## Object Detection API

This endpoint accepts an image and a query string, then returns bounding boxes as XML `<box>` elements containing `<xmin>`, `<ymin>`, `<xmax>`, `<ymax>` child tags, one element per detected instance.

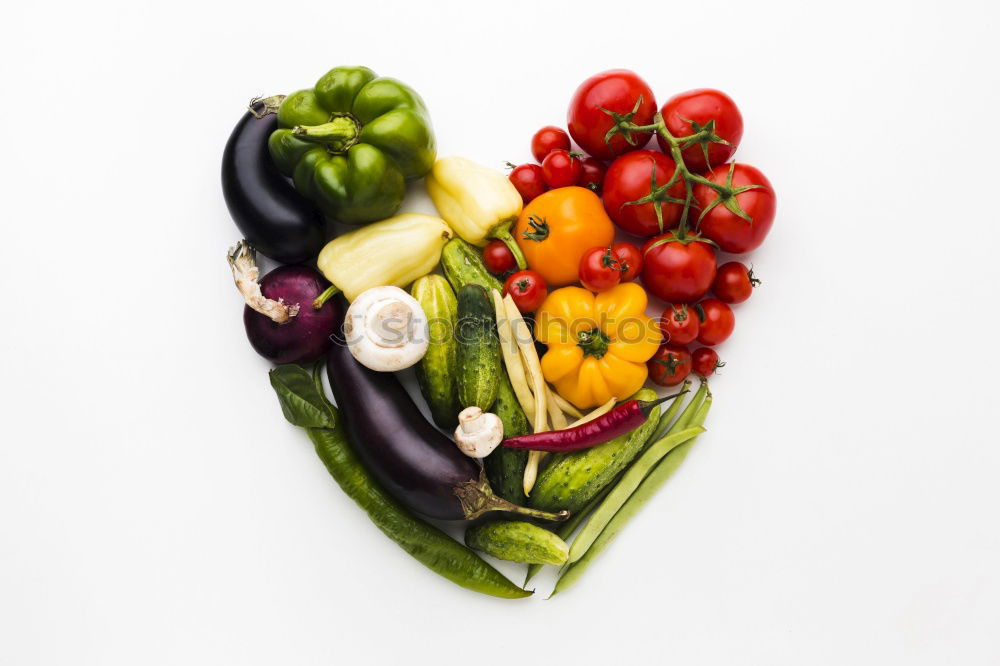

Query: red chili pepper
<box><xmin>502</xmin><ymin>392</ymin><xmax>683</xmax><ymax>453</ymax></box>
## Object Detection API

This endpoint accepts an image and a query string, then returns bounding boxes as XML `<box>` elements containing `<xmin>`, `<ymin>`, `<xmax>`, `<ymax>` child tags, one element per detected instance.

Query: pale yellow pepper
<box><xmin>535</xmin><ymin>283</ymin><xmax>662</xmax><ymax>409</ymax></box>
<box><xmin>316</xmin><ymin>213</ymin><xmax>452</xmax><ymax>301</ymax></box>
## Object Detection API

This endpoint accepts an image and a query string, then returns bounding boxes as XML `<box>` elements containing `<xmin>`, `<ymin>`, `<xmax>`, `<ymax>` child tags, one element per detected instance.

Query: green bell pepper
<box><xmin>268</xmin><ymin>66</ymin><xmax>436</xmax><ymax>225</ymax></box>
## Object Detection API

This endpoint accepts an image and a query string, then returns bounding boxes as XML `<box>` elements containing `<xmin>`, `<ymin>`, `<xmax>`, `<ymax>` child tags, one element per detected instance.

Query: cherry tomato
<box><xmin>691</xmin><ymin>347</ymin><xmax>724</xmax><ymax>377</ymax></box>
<box><xmin>657</xmin><ymin>89</ymin><xmax>743</xmax><ymax>173</ymax></box>
<box><xmin>531</xmin><ymin>126</ymin><xmax>571</xmax><ymax>162</ymax></box>
<box><xmin>602</xmin><ymin>150</ymin><xmax>687</xmax><ymax>237</ymax></box>
<box><xmin>578</xmin><ymin>246</ymin><xmax>622</xmax><ymax>293</ymax></box>
<box><xmin>648</xmin><ymin>344</ymin><xmax>692</xmax><ymax>387</ymax></box>
<box><xmin>541</xmin><ymin>150</ymin><xmax>583</xmax><ymax>188</ymax></box>
<box><xmin>693</xmin><ymin>163</ymin><xmax>776</xmax><ymax>253</ymax></box>
<box><xmin>577</xmin><ymin>156</ymin><xmax>606</xmax><ymax>193</ymax></box>
<box><xmin>611</xmin><ymin>241</ymin><xmax>642</xmax><ymax>282</ymax></box>
<box><xmin>504</xmin><ymin>270</ymin><xmax>548</xmax><ymax>313</ymax></box>
<box><xmin>712</xmin><ymin>262</ymin><xmax>758</xmax><ymax>304</ymax></box>
<box><xmin>508</xmin><ymin>163</ymin><xmax>547</xmax><ymax>204</ymax></box>
<box><xmin>483</xmin><ymin>240</ymin><xmax>517</xmax><ymax>276</ymax></box>
<box><xmin>695</xmin><ymin>299</ymin><xmax>735</xmax><ymax>346</ymax></box>
<box><xmin>567</xmin><ymin>69</ymin><xmax>657</xmax><ymax>160</ymax></box>
<box><xmin>641</xmin><ymin>232</ymin><xmax>717</xmax><ymax>303</ymax></box>
<box><xmin>659</xmin><ymin>304</ymin><xmax>699</xmax><ymax>345</ymax></box>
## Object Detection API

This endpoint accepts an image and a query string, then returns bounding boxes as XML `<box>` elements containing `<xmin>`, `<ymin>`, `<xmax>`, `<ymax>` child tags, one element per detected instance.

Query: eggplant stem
<box><xmin>227</xmin><ymin>240</ymin><xmax>299</xmax><ymax>324</ymax></box>
<box><xmin>455</xmin><ymin>470</ymin><xmax>569</xmax><ymax>522</ymax></box>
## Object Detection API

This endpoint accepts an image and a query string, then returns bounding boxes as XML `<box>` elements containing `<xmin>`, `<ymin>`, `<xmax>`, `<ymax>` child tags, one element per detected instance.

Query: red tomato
<box><xmin>567</xmin><ymin>69</ymin><xmax>657</xmax><ymax>160</ymax></box>
<box><xmin>648</xmin><ymin>344</ymin><xmax>692</xmax><ymax>387</ymax></box>
<box><xmin>508</xmin><ymin>163</ymin><xmax>547</xmax><ymax>204</ymax></box>
<box><xmin>577</xmin><ymin>156</ymin><xmax>606</xmax><ymax>193</ymax></box>
<box><xmin>659</xmin><ymin>304</ymin><xmax>699</xmax><ymax>345</ymax></box>
<box><xmin>578</xmin><ymin>246</ymin><xmax>622</xmax><ymax>293</ymax></box>
<box><xmin>610</xmin><ymin>242</ymin><xmax>642</xmax><ymax>282</ymax></box>
<box><xmin>504</xmin><ymin>270</ymin><xmax>548</xmax><ymax>313</ymax></box>
<box><xmin>712</xmin><ymin>262</ymin><xmax>758</xmax><ymax>303</ymax></box>
<box><xmin>641</xmin><ymin>232</ymin><xmax>717</xmax><ymax>303</ymax></box>
<box><xmin>693</xmin><ymin>163</ymin><xmax>776</xmax><ymax>253</ymax></box>
<box><xmin>657</xmin><ymin>89</ymin><xmax>743</xmax><ymax>173</ymax></box>
<box><xmin>602</xmin><ymin>150</ymin><xmax>686</xmax><ymax>237</ymax></box>
<box><xmin>531</xmin><ymin>126</ymin><xmax>571</xmax><ymax>162</ymax></box>
<box><xmin>691</xmin><ymin>347</ymin><xmax>724</xmax><ymax>377</ymax></box>
<box><xmin>541</xmin><ymin>150</ymin><xmax>583</xmax><ymax>188</ymax></box>
<box><xmin>695</xmin><ymin>299</ymin><xmax>734</xmax><ymax>346</ymax></box>
<box><xmin>483</xmin><ymin>240</ymin><xmax>517</xmax><ymax>276</ymax></box>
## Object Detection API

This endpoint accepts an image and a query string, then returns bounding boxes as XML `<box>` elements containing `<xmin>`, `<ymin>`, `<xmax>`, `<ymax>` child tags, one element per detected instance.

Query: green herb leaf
<box><xmin>269</xmin><ymin>364</ymin><xmax>338</xmax><ymax>429</ymax></box>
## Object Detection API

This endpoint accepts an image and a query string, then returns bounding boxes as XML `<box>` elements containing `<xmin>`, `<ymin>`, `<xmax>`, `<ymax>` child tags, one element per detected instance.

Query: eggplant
<box><xmin>325</xmin><ymin>294</ymin><xmax>568</xmax><ymax>523</ymax></box>
<box><xmin>221</xmin><ymin>96</ymin><xmax>325</xmax><ymax>264</ymax></box>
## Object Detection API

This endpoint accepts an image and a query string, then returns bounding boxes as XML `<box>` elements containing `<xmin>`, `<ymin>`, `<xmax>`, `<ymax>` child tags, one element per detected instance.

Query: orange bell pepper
<box><xmin>535</xmin><ymin>283</ymin><xmax>662</xmax><ymax>409</ymax></box>
<box><xmin>513</xmin><ymin>186</ymin><xmax>614</xmax><ymax>287</ymax></box>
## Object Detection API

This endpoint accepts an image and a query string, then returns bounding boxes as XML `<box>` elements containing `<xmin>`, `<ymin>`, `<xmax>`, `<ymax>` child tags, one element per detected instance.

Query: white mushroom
<box><xmin>453</xmin><ymin>407</ymin><xmax>504</xmax><ymax>458</ymax></box>
<box><xmin>344</xmin><ymin>286</ymin><xmax>429</xmax><ymax>372</ymax></box>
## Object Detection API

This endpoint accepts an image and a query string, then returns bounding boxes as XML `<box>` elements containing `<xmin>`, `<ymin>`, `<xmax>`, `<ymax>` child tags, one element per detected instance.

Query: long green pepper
<box><xmin>270</xmin><ymin>364</ymin><xmax>529</xmax><ymax>599</ymax></box>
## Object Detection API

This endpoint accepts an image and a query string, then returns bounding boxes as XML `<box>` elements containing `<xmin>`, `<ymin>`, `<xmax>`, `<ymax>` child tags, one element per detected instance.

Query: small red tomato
<box><xmin>611</xmin><ymin>241</ymin><xmax>642</xmax><ymax>282</ymax></box>
<box><xmin>641</xmin><ymin>232</ymin><xmax>717</xmax><ymax>303</ymax></box>
<box><xmin>691</xmin><ymin>347</ymin><xmax>724</xmax><ymax>377</ymax></box>
<box><xmin>504</xmin><ymin>270</ymin><xmax>548</xmax><ymax>313</ymax></box>
<box><xmin>693</xmin><ymin>163</ymin><xmax>776</xmax><ymax>253</ymax></box>
<box><xmin>483</xmin><ymin>240</ymin><xmax>517</xmax><ymax>276</ymax></box>
<box><xmin>508</xmin><ymin>163</ymin><xmax>548</xmax><ymax>204</ymax></box>
<box><xmin>695</xmin><ymin>299</ymin><xmax>735</xmax><ymax>346</ymax></box>
<box><xmin>657</xmin><ymin>89</ymin><xmax>743</xmax><ymax>173</ymax></box>
<box><xmin>531</xmin><ymin>126</ymin><xmax>571</xmax><ymax>162</ymax></box>
<box><xmin>578</xmin><ymin>246</ymin><xmax>622</xmax><ymax>293</ymax></box>
<box><xmin>712</xmin><ymin>262</ymin><xmax>759</xmax><ymax>304</ymax></box>
<box><xmin>541</xmin><ymin>149</ymin><xmax>583</xmax><ymax>188</ymax></box>
<box><xmin>659</xmin><ymin>304</ymin><xmax>699</xmax><ymax>345</ymax></box>
<box><xmin>648</xmin><ymin>344</ymin><xmax>692</xmax><ymax>387</ymax></box>
<box><xmin>577</xmin><ymin>156</ymin><xmax>607</xmax><ymax>193</ymax></box>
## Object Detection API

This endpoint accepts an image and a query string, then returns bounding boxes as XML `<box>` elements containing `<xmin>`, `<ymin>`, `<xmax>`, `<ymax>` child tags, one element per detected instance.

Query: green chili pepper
<box><xmin>270</xmin><ymin>364</ymin><xmax>529</xmax><ymax>600</ymax></box>
<box><xmin>268</xmin><ymin>66</ymin><xmax>436</xmax><ymax>225</ymax></box>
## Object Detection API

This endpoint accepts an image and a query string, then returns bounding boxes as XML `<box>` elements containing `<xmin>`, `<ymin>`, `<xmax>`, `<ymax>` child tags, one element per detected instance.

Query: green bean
<box><xmin>306</xmin><ymin>426</ymin><xmax>531</xmax><ymax>599</ymax></box>
<box><xmin>566</xmin><ymin>425</ymin><xmax>704</xmax><ymax>563</ymax></box>
<box><xmin>668</xmin><ymin>378</ymin><xmax>709</xmax><ymax>434</ymax></box>
<box><xmin>553</xmin><ymin>394</ymin><xmax>713</xmax><ymax>596</ymax></box>
<box><xmin>647</xmin><ymin>379</ymin><xmax>693</xmax><ymax>445</ymax></box>
<box><xmin>523</xmin><ymin>481</ymin><xmax>614</xmax><ymax>586</ymax></box>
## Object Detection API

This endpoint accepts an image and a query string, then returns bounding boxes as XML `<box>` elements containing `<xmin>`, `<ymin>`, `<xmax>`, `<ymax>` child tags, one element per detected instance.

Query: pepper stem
<box><xmin>492</xmin><ymin>222</ymin><xmax>527</xmax><ymax>270</ymax></box>
<box><xmin>637</xmin><ymin>389</ymin><xmax>689</xmax><ymax>418</ymax></box>
<box><xmin>312</xmin><ymin>284</ymin><xmax>341</xmax><ymax>310</ymax></box>
<box><xmin>291</xmin><ymin>113</ymin><xmax>361</xmax><ymax>154</ymax></box>
<box><xmin>455</xmin><ymin>470</ymin><xmax>569</xmax><ymax>522</ymax></box>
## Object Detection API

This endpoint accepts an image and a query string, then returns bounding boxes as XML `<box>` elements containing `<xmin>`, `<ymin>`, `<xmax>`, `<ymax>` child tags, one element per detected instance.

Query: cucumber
<box><xmin>455</xmin><ymin>284</ymin><xmax>502</xmax><ymax>411</ymax></box>
<box><xmin>441</xmin><ymin>238</ymin><xmax>503</xmax><ymax>293</ymax></box>
<box><xmin>484</xmin><ymin>372</ymin><xmax>530</xmax><ymax>504</ymax></box>
<box><xmin>529</xmin><ymin>388</ymin><xmax>661</xmax><ymax>514</ymax></box>
<box><xmin>410</xmin><ymin>275</ymin><xmax>460</xmax><ymax>429</ymax></box>
<box><xmin>465</xmin><ymin>520</ymin><xmax>569</xmax><ymax>565</ymax></box>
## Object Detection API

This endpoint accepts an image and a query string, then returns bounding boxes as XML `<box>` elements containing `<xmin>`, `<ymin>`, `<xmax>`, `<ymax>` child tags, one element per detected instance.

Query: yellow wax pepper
<box><xmin>316</xmin><ymin>213</ymin><xmax>452</xmax><ymax>301</ymax></box>
<box><xmin>535</xmin><ymin>283</ymin><xmax>662</xmax><ymax>409</ymax></box>
<box><xmin>425</xmin><ymin>156</ymin><xmax>527</xmax><ymax>269</ymax></box>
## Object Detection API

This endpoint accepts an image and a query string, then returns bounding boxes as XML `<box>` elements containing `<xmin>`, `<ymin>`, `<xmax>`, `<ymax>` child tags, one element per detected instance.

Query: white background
<box><xmin>2</xmin><ymin>0</ymin><xmax>999</xmax><ymax>663</ymax></box>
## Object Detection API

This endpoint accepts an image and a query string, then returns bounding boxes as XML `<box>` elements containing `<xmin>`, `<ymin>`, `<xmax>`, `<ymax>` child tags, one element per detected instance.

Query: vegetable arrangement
<box><xmin>221</xmin><ymin>65</ymin><xmax>776</xmax><ymax>598</ymax></box>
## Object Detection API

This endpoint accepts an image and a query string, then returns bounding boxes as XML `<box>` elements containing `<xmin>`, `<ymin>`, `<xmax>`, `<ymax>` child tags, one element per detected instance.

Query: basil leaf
<box><xmin>269</xmin><ymin>364</ymin><xmax>337</xmax><ymax>429</ymax></box>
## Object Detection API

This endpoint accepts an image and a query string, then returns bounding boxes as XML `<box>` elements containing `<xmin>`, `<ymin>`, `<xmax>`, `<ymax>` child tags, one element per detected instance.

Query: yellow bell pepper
<box><xmin>535</xmin><ymin>283</ymin><xmax>662</xmax><ymax>409</ymax></box>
